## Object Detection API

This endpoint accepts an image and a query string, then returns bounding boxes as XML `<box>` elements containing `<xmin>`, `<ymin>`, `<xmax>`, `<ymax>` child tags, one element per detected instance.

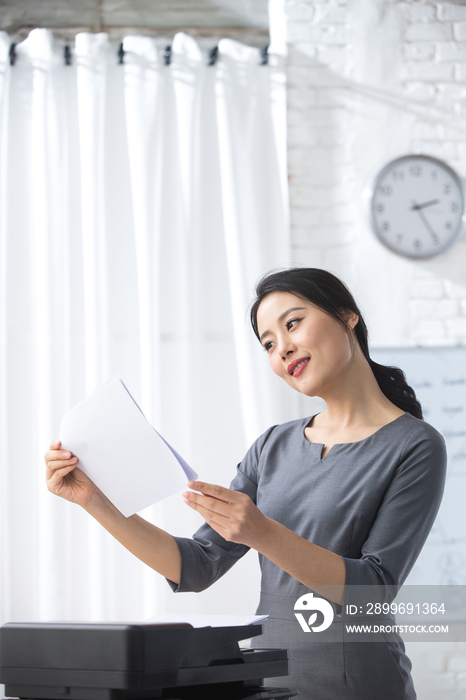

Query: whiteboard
<box><xmin>371</xmin><ymin>347</ymin><xmax>466</xmax><ymax>586</ymax></box>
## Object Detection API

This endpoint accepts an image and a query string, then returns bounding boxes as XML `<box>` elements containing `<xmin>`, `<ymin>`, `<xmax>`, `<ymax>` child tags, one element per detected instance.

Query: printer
<box><xmin>0</xmin><ymin>622</ymin><xmax>297</xmax><ymax>700</ymax></box>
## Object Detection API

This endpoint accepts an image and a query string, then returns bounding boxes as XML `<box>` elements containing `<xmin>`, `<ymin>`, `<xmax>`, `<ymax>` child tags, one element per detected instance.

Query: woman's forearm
<box><xmin>255</xmin><ymin>517</ymin><xmax>346</xmax><ymax>605</ymax></box>
<box><xmin>84</xmin><ymin>489</ymin><xmax>182</xmax><ymax>584</ymax></box>
<box><xmin>183</xmin><ymin>481</ymin><xmax>346</xmax><ymax>605</ymax></box>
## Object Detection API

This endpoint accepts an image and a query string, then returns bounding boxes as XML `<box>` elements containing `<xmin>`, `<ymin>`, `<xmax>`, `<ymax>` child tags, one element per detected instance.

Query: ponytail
<box><xmin>351</xmin><ymin>313</ymin><xmax>423</xmax><ymax>419</ymax></box>
<box><xmin>368</xmin><ymin>360</ymin><xmax>423</xmax><ymax>419</ymax></box>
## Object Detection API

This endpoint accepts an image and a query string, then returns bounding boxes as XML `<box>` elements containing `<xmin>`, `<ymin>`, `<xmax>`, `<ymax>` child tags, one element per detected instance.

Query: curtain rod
<box><xmin>7</xmin><ymin>26</ymin><xmax>270</xmax><ymax>44</ymax></box>
<box><xmin>8</xmin><ymin>39</ymin><xmax>270</xmax><ymax>68</ymax></box>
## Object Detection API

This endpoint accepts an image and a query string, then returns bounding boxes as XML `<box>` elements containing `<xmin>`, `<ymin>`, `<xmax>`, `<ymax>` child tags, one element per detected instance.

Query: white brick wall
<box><xmin>283</xmin><ymin>0</ymin><xmax>466</xmax><ymax>695</ymax></box>
<box><xmin>285</xmin><ymin>0</ymin><xmax>466</xmax><ymax>348</ymax></box>
<box><xmin>438</xmin><ymin>4</ymin><xmax>466</xmax><ymax>21</ymax></box>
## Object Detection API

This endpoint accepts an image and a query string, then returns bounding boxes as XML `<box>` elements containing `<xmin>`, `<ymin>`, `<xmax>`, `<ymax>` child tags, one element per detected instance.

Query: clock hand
<box><xmin>410</xmin><ymin>199</ymin><xmax>439</xmax><ymax>211</ymax></box>
<box><xmin>411</xmin><ymin>200</ymin><xmax>438</xmax><ymax>242</ymax></box>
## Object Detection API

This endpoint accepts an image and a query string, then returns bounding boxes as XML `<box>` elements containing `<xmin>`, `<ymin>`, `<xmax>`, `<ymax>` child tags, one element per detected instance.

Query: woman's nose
<box><xmin>277</xmin><ymin>337</ymin><xmax>295</xmax><ymax>359</ymax></box>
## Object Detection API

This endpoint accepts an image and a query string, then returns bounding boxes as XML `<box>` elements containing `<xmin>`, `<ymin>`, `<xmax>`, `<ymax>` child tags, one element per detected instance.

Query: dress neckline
<box><xmin>302</xmin><ymin>412</ymin><xmax>409</xmax><ymax>460</ymax></box>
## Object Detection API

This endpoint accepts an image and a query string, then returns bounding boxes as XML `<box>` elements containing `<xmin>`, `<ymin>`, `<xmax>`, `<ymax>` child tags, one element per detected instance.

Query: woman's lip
<box><xmin>293</xmin><ymin>358</ymin><xmax>310</xmax><ymax>377</ymax></box>
<box><xmin>287</xmin><ymin>357</ymin><xmax>310</xmax><ymax>376</ymax></box>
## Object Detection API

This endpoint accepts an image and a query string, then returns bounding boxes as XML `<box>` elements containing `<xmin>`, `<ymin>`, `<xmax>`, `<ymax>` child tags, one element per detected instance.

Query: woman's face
<box><xmin>256</xmin><ymin>291</ymin><xmax>359</xmax><ymax>398</ymax></box>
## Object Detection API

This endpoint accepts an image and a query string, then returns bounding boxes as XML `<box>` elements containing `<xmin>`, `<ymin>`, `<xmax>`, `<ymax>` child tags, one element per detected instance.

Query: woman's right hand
<box><xmin>45</xmin><ymin>440</ymin><xmax>98</xmax><ymax>508</ymax></box>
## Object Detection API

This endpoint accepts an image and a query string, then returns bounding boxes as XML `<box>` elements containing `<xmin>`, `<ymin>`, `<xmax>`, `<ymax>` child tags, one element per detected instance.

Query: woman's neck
<box><xmin>313</xmin><ymin>350</ymin><xmax>404</xmax><ymax>431</ymax></box>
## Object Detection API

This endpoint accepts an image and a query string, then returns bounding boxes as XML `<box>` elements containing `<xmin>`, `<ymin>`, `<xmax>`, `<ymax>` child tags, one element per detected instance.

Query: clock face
<box><xmin>371</xmin><ymin>155</ymin><xmax>465</xmax><ymax>259</ymax></box>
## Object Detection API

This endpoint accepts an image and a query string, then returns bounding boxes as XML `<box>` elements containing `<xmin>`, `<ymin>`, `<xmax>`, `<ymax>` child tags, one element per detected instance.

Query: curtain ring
<box><xmin>208</xmin><ymin>46</ymin><xmax>219</xmax><ymax>66</ymax></box>
<box><xmin>163</xmin><ymin>45</ymin><xmax>172</xmax><ymax>66</ymax></box>
<box><xmin>64</xmin><ymin>45</ymin><xmax>72</xmax><ymax>66</ymax></box>
<box><xmin>260</xmin><ymin>44</ymin><xmax>269</xmax><ymax>65</ymax></box>
<box><xmin>118</xmin><ymin>42</ymin><xmax>125</xmax><ymax>65</ymax></box>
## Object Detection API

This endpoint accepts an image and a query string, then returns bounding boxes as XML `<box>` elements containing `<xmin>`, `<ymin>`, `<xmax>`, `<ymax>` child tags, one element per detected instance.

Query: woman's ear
<box><xmin>342</xmin><ymin>310</ymin><xmax>359</xmax><ymax>331</ymax></box>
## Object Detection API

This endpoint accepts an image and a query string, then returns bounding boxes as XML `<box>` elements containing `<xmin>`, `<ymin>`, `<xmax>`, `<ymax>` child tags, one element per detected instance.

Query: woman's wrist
<box><xmin>83</xmin><ymin>487</ymin><xmax>116</xmax><ymax>519</ymax></box>
<box><xmin>245</xmin><ymin>514</ymin><xmax>276</xmax><ymax>551</ymax></box>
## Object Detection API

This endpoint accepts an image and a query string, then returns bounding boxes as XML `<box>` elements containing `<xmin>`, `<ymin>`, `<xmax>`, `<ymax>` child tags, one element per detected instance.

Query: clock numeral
<box><xmin>410</xmin><ymin>165</ymin><xmax>423</xmax><ymax>177</ymax></box>
<box><xmin>414</xmin><ymin>239</ymin><xmax>422</xmax><ymax>249</ymax></box>
<box><xmin>432</xmin><ymin>234</ymin><xmax>439</xmax><ymax>244</ymax></box>
<box><xmin>395</xmin><ymin>234</ymin><xmax>403</xmax><ymax>246</ymax></box>
<box><xmin>381</xmin><ymin>221</ymin><xmax>390</xmax><ymax>232</ymax></box>
<box><xmin>375</xmin><ymin>203</ymin><xmax>384</xmax><ymax>213</ymax></box>
<box><xmin>379</xmin><ymin>185</ymin><xmax>393</xmax><ymax>196</ymax></box>
<box><xmin>450</xmin><ymin>201</ymin><xmax>459</xmax><ymax>213</ymax></box>
<box><xmin>443</xmin><ymin>183</ymin><xmax>451</xmax><ymax>195</ymax></box>
<box><xmin>431</xmin><ymin>170</ymin><xmax>438</xmax><ymax>180</ymax></box>
<box><xmin>391</xmin><ymin>170</ymin><xmax>405</xmax><ymax>181</ymax></box>
<box><xmin>445</xmin><ymin>221</ymin><xmax>453</xmax><ymax>230</ymax></box>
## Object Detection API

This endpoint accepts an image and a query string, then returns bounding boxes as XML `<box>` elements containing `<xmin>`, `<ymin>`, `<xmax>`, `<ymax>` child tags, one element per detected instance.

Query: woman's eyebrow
<box><xmin>259</xmin><ymin>307</ymin><xmax>306</xmax><ymax>343</ymax></box>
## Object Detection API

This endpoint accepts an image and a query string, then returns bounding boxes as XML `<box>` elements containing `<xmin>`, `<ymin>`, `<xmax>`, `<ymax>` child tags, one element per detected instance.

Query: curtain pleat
<box><xmin>28</xmin><ymin>28</ymin><xmax>62</xmax><ymax>620</ymax></box>
<box><xmin>0</xmin><ymin>28</ymin><xmax>295</xmax><ymax>628</ymax></box>
<box><xmin>216</xmin><ymin>38</ymin><xmax>297</xmax><ymax>443</ymax></box>
<box><xmin>0</xmin><ymin>32</ymin><xmax>11</xmax><ymax>626</ymax></box>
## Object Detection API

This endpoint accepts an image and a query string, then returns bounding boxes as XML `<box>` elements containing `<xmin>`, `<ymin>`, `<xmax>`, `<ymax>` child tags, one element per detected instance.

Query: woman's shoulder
<box><xmin>395</xmin><ymin>413</ymin><xmax>447</xmax><ymax>473</ymax></box>
<box><xmin>252</xmin><ymin>415</ymin><xmax>310</xmax><ymax>439</ymax></box>
<box><xmin>238</xmin><ymin>416</ymin><xmax>310</xmax><ymax>482</ymax></box>
<box><xmin>398</xmin><ymin>412</ymin><xmax>446</xmax><ymax>447</ymax></box>
<box><xmin>244</xmin><ymin>416</ymin><xmax>310</xmax><ymax>459</ymax></box>
<box><xmin>259</xmin><ymin>415</ymin><xmax>312</xmax><ymax>442</ymax></box>
<box><xmin>251</xmin><ymin>416</ymin><xmax>317</xmax><ymax>465</ymax></box>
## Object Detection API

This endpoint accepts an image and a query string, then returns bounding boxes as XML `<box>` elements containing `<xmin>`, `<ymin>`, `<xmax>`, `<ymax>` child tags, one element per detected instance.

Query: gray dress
<box><xmin>168</xmin><ymin>413</ymin><xmax>447</xmax><ymax>700</ymax></box>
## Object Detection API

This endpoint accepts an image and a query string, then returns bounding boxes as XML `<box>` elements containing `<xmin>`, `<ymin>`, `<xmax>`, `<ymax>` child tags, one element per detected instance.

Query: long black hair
<box><xmin>250</xmin><ymin>268</ymin><xmax>423</xmax><ymax>419</ymax></box>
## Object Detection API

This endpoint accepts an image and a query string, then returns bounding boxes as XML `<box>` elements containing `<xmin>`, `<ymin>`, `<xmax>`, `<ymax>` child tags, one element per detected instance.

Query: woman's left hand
<box><xmin>183</xmin><ymin>481</ymin><xmax>269</xmax><ymax>549</ymax></box>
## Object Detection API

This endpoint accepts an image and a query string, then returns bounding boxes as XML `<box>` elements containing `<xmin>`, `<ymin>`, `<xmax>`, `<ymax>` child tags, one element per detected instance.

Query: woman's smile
<box><xmin>287</xmin><ymin>357</ymin><xmax>310</xmax><ymax>376</ymax></box>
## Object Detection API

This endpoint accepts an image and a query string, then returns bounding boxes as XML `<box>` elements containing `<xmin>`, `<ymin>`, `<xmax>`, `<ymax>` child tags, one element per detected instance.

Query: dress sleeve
<box><xmin>340</xmin><ymin>423</ymin><xmax>447</xmax><ymax>608</ymax></box>
<box><xmin>166</xmin><ymin>426</ymin><xmax>276</xmax><ymax>593</ymax></box>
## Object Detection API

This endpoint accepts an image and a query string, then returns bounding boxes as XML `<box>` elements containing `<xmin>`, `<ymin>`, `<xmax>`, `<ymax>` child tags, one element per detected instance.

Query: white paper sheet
<box><xmin>59</xmin><ymin>378</ymin><xmax>197</xmax><ymax>517</ymax></box>
<box><xmin>145</xmin><ymin>613</ymin><xmax>268</xmax><ymax>628</ymax></box>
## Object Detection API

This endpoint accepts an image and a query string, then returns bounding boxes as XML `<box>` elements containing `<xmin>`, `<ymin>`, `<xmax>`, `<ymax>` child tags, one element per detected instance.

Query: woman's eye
<box><xmin>286</xmin><ymin>318</ymin><xmax>300</xmax><ymax>330</ymax></box>
<box><xmin>263</xmin><ymin>341</ymin><xmax>273</xmax><ymax>352</ymax></box>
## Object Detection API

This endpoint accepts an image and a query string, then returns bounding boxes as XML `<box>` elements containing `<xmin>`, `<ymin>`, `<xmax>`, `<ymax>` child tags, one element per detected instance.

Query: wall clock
<box><xmin>370</xmin><ymin>154</ymin><xmax>465</xmax><ymax>259</ymax></box>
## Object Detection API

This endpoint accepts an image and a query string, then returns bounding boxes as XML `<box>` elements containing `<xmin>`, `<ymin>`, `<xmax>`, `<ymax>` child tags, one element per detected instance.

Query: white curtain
<box><xmin>0</xmin><ymin>28</ymin><xmax>297</xmax><ymax>629</ymax></box>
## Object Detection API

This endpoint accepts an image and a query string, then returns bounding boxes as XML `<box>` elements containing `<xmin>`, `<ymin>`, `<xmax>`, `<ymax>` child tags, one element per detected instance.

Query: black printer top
<box><xmin>0</xmin><ymin>621</ymin><xmax>291</xmax><ymax>699</ymax></box>
<box><xmin>0</xmin><ymin>621</ymin><xmax>264</xmax><ymax>673</ymax></box>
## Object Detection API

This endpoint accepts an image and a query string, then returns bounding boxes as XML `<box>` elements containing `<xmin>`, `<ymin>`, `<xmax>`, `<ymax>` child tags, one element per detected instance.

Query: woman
<box><xmin>45</xmin><ymin>267</ymin><xmax>446</xmax><ymax>700</ymax></box>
